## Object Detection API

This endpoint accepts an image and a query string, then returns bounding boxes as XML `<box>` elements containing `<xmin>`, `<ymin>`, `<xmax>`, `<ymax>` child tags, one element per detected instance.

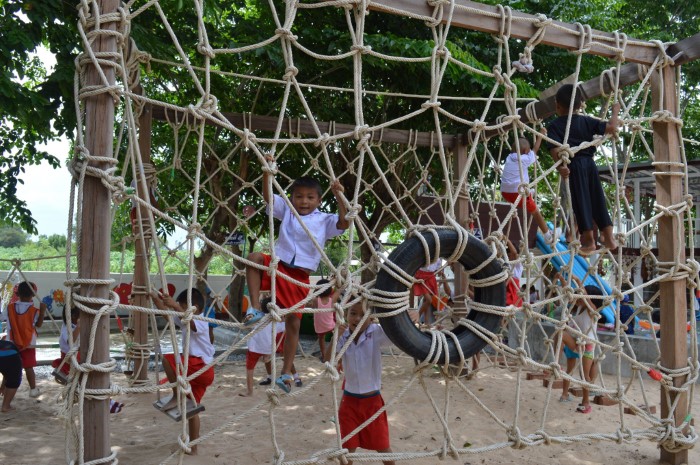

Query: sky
<box><xmin>14</xmin><ymin>46</ymin><xmax>72</xmax><ymax>238</ymax></box>
<box><xmin>17</xmin><ymin>138</ymin><xmax>73</xmax><ymax>237</ymax></box>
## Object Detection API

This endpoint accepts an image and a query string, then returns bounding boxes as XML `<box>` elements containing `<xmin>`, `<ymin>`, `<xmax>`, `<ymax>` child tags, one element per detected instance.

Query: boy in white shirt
<box><xmin>326</xmin><ymin>297</ymin><xmax>396</xmax><ymax>465</ymax></box>
<box><xmin>152</xmin><ymin>289</ymin><xmax>214</xmax><ymax>455</ymax></box>
<box><xmin>500</xmin><ymin>129</ymin><xmax>558</xmax><ymax>243</ymax></box>
<box><xmin>245</xmin><ymin>163</ymin><xmax>350</xmax><ymax>393</ymax></box>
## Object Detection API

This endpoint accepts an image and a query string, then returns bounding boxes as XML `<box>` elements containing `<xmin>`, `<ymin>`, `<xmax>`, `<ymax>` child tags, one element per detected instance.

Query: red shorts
<box><xmin>163</xmin><ymin>354</ymin><xmax>214</xmax><ymax>403</ymax></box>
<box><xmin>339</xmin><ymin>392</ymin><xmax>390</xmax><ymax>450</ymax></box>
<box><xmin>502</xmin><ymin>191</ymin><xmax>537</xmax><ymax>214</ymax></box>
<box><xmin>19</xmin><ymin>348</ymin><xmax>37</xmax><ymax>369</ymax></box>
<box><xmin>261</xmin><ymin>254</ymin><xmax>309</xmax><ymax>319</ymax></box>
<box><xmin>275</xmin><ymin>332</ymin><xmax>285</xmax><ymax>354</ymax></box>
<box><xmin>412</xmin><ymin>270</ymin><xmax>438</xmax><ymax>297</ymax></box>
<box><xmin>51</xmin><ymin>351</ymin><xmax>79</xmax><ymax>375</ymax></box>
<box><xmin>246</xmin><ymin>351</ymin><xmax>270</xmax><ymax>370</ymax></box>
<box><xmin>506</xmin><ymin>277</ymin><xmax>522</xmax><ymax>307</ymax></box>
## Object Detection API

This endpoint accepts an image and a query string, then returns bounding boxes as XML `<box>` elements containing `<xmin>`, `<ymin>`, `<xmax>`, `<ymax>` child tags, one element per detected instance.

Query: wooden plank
<box><xmin>132</xmin><ymin>100</ymin><xmax>153</xmax><ymax>382</ymax></box>
<box><xmin>471</xmin><ymin>63</ymin><xmax>647</xmax><ymax>144</ymax></box>
<box><xmin>665</xmin><ymin>32</ymin><xmax>700</xmax><ymax>66</ymax></box>
<box><xmin>151</xmin><ymin>106</ymin><xmax>457</xmax><ymax>149</ymax></box>
<box><xmin>369</xmin><ymin>0</ymin><xmax>659</xmax><ymax>65</ymax></box>
<box><xmin>79</xmin><ymin>0</ymin><xmax>120</xmax><ymax>460</ymax></box>
<box><xmin>652</xmin><ymin>65</ymin><xmax>688</xmax><ymax>465</ymax></box>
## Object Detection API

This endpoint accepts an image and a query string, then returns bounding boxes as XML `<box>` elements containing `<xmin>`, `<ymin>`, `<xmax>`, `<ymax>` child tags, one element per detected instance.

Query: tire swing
<box><xmin>374</xmin><ymin>229</ymin><xmax>506</xmax><ymax>364</ymax></box>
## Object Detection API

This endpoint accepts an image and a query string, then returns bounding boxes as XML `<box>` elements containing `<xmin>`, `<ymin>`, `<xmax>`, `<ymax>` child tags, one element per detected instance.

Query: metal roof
<box><xmin>598</xmin><ymin>159</ymin><xmax>700</xmax><ymax>197</ymax></box>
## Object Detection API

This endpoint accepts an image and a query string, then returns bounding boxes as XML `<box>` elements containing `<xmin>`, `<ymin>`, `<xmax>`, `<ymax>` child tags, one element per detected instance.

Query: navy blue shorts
<box><xmin>0</xmin><ymin>353</ymin><xmax>23</xmax><ymax>389</ymax></box>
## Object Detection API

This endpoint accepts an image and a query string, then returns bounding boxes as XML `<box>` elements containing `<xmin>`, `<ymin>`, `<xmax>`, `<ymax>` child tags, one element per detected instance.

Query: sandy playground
<box><xmin>0</xmin><ymin>349</ymin><xmax>696</xmax><ymax>465</ymax></box>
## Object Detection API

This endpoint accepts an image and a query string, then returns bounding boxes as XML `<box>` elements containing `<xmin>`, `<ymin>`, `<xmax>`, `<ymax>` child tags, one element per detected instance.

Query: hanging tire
<box><xmin>374</xmin><ymin>229</ymin><xmax>505</xmax><ymax>364</ymax></box>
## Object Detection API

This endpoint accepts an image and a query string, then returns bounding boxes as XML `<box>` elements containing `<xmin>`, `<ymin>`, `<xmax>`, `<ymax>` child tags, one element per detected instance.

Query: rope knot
<box><xmin>267</xmin><ymin>302</ymin><xmax>284</xmax><ymax>322</ymax></box>
<box><xmin>266</xmin><ymin>388</ymin><xmax>282</xmax><ymax>405</ymax></box>
<box><xmin>421</xmin><ymin>101</ymin><xmax>441</xmax><ymax>109</ymax></box>
<box><xmin>533</xmin><ymin>13</ymin><xmax>551</xmax><ymax>28</ymax></box>
<box><xmin>187</xmin><ymin>222</ymin><xmax>202</xmax><ymax>240</ymax></box>
<box><xmin>197</xmin><ymin>43</ymin><xmax>215</xmax><ymax>58</ymax></box>
<box><xmin>353</xmin><ymin>124</ymin><xmax>370</xmax><ymax>141</ymax></box>
<box><xmin>283</xmin><ymin>66</ymin><xmax>299</xmax><ymax>80</ymax></box>
<box><xmin>314</xmin><ymin>133</ymin><xmax>331</xmax><ymax>147</ymax></box>
<box><xmin>345</xmin><ymin>204</ymin><xmax>360</xmax><ymax>221</ymax></box>
<box><xmin>351</xmin><ymin>44</ymin><xmax>372</xmax><ymax>54</ymax></box>
<box><xmin>275</xmin><ymin>28</ymin><xmax>296</xmax><ymax>39</ymax></box>
<box><xmin>324</xmin><ymin>361</ymin><xmax>340</xmax><ymax>382</ymax></box>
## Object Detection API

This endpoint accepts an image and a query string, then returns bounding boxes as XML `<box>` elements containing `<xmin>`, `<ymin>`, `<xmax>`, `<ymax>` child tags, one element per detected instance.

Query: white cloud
<box><xmin>17</xmin><ymin>137</ymin><xmax>72</xmax><ymax>237</ymax></box>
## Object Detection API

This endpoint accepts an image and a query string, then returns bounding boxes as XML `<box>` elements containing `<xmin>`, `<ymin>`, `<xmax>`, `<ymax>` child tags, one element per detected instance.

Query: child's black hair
<box><xmin>63</xmin><ymin>306</ymin><xmax>80</xmax><ymax>325</ymax></box>
<box><xmin>175</xmin><ymin>288</ymin><xmax>204</xmax><ymax>310</ymax></box>
<box><xmin>555</xmin><ymin>84</ymin><xmax>583</xmax><ymax>111</ymax></box>
<box><xmin>290</xmin><ymin>176</ymin><xmax>323</xmax><ymax>197</ymax></box>
<box><xmin>316</xmin><ymin>278</ymin><xmax>332</xmax><ymax>297</ymax></box>
<box><xmin>583</xmin><ymin>285</ymin><xmax>605</xmax><ymax>310</ymax></box>
<box><xmin>17</xmin><ymin>281</ymin><xmax>35</xmax><ymax>299</ymax></box>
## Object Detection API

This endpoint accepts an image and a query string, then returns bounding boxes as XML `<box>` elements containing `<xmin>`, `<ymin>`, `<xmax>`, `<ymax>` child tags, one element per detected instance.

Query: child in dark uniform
<box><xmin>546</xmin><ymin>84</ymin><xmax>620</xmax><ymax>255</ymax></box>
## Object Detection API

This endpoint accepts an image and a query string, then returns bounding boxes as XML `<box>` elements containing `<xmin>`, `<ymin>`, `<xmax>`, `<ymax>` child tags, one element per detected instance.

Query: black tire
<box><xmin>374</xmin><ymin>229</ymin><xmax>505</xmax><ymax>364</ymax></box>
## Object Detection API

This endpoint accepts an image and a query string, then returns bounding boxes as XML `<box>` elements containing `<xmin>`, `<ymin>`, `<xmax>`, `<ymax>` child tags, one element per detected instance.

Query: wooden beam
<box><xmin>150</xmin><ymin>106</ymin><xmax>457</xmax><ymax>149</ymax></box>
<box><xmin>652</xmin><ymin>65</ymin><xmax>689</xmax><ymax>465</ymax></box>
<box><xmin>131</xmin><ymin>100</ymin><xmax>153</xmax><ymax>383</ymax></box>
<box><xmin>369</xmin><ymin>0</ymin><xmax>659</xmax><ymax>65</ymax></box>
<box><xmin>665</xmin><ymin>32</ymin><xmax>700</xmax><ymax>66</ymax></box>
<box><xmin>79</xmin><ymin>0</ymin><xmax>119</xmax><ymax>460</ymax></box>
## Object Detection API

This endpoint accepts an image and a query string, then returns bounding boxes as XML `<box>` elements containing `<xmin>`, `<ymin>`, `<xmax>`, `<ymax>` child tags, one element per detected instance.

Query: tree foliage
<box><xmin>0</xmin><ymin>226</ymin><xmax>28</xmax><ymax>248</ymax></box>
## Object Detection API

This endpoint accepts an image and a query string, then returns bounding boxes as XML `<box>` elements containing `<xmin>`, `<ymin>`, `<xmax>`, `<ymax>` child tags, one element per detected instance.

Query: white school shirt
<box><xmin>500</xmin><ymin>150</ymin><xmax>537</xmax><ymax>193</ymax></box>
<box><xmin>336</xmin><ymin>323</ymin><xmax>392</xmax><ymax>394</ymax></box>
<box><xmin>248</xmin><ymin>321</ymin><xmax>286</xmax><ymax>355</ymax></box>
<box><xmin>420</xmin><ymin>258</ymin><xmax>443</xmax><ymax>273</ymax></box>
<box><xmin>59</xmin><ymin>323</ymin><xmax>78</xmax><ymax>353</ymax></box>
<box><xmin>571</xmin><ymin>307</ymin><xmax>596</xmax><ymax>340</ymax></box>
<box><xmin>268</xmin><ymin>194</ymin><xmax>345</xmax><ymax>271</ymax></box>
<box><xmin>174</xmin><ymin>317</ymin><xmax>215</xmax><ymax>364</ymax></box>
<box><xmin>512</xmin><ymin>262</ymin><xmax>523</xmax><ymax>280</ymax></box>
<box><xmin>1</xmin><ymin>301</ymin><xmax>39</xmax><ymax>347</ymax></box>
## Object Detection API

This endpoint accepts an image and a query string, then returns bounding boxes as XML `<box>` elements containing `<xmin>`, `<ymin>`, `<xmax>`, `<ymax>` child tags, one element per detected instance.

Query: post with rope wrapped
<box><xmin>453</xmin><ymin>138</ymin><xmax>469</xmax><ymax>303</ymax></box>
<box><xmin>652</xmin><ymin>61</ymin><xmax>688</xmax><ymax>465</ymax></box>
<box><xmin>131</xmin><ymin>98</ymin><xmax>153</xmax><ymax>383</ymax></box>
<box><xmin>77</xmin><ymin>0</ymin><xmax>120</xmax><ymax>461</ymax></box>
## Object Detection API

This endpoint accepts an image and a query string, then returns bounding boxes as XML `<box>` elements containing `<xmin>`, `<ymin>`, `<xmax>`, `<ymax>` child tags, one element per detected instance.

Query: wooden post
<box><xmin>453</xmin><ymin>140</ymin><xmax>469</xmax><ymax>300</ymax></box>
<box><xmin>131</xmin><ymin>102</ymin><xmax>153</xmax><ymax>382</ymax></box>
<box><xmin>652</xmin><ymin>64</ymin><xmax>689</xmax><ymax>465</ymax></box>
<box><xmin>78</xmin><ymin>0</ymin><xmax>119</xmax><ymax>461</ymax></box>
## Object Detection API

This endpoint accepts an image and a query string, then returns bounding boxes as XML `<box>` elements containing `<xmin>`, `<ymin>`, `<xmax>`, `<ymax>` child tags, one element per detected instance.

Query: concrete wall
<box><xmin>507</xmin><ymin>316</ymin><xmax>700</xmax><ymax>384</ymax></box>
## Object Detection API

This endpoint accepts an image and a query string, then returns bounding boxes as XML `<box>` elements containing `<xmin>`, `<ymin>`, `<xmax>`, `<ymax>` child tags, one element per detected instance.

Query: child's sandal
<box><xmin>275</xmin><ymin>374</ymin><xmax>293</xmax><ymax>393</ymax></box>
<box><xmin>576</xmin><ymin>404</ymin><xmax>592</xmax><ymax>414</ymax></box>
<box><xmin>244</xmin><ymin>308</ymin><xmax>264</xmax><ymax>326</ymax></box>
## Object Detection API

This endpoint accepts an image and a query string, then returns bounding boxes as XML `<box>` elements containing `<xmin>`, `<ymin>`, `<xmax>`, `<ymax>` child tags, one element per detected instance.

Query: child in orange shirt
<box><xmin>1</xmin><ymin>281</ymin><xmax>46</xmax><ymax>397</ymax></box>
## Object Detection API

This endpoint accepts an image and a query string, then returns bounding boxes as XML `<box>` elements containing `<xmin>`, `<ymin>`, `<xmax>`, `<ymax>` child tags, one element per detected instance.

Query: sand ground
<box><xmin>0</xmin><ymin>353</ymin><xmax>696</xmax><ymax>465</ymax></box>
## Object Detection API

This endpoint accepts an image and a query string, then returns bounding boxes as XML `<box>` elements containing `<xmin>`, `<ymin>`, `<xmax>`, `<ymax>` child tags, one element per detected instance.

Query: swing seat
<box><xmin>153</xmin><ymin>396</ymin><xmax>205</xmax><ymax>422</ymax></box>
<box><xmin>52</xmin><ymin>369</ymin><xmax>69</xmax><ymax>385</ymax></box>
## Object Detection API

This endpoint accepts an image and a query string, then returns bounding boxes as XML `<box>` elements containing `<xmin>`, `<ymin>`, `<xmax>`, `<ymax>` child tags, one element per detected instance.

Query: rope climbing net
<box><xmin>63</xmin><ymin>0</ymin><xmax>698</xmax><ymax>463</ymax></box>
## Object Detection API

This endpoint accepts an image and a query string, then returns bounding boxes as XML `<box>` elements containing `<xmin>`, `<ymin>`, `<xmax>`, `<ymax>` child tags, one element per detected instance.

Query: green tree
<box><xmin>0</xmin><ymin>226</ymin><xmax>27</xmax><ymax>248</ymax></box>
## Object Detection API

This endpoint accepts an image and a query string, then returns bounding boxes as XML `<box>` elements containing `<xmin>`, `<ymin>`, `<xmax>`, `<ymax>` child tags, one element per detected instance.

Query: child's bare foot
<box><xmin>579</xmin><ymin>243</ymin><xmax>597</xmax><ymax>256</ymax></box>
<box><xmin>600</xmin><ymin>237</ymin><xmax>618</xmax><ymax>252</ymax></box>
<box><xmin>2</xmin><ymin>405</ymin><xmax>16</xmax><ymax>412</ymax></box>
<box><xmin>238</xmin><ymin>391</ymin><xmax>253</xmax><ymax>397</ymax></box>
